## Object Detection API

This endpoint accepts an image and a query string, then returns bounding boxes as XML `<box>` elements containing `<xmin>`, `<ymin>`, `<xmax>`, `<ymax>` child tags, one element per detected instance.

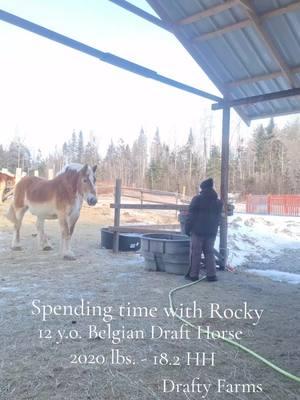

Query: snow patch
<box><xmin>247</xmin><ymin>269</ymin><xmax>300</xmax><ymax>285</ymax></box>
<box><xmin>216</xmin><ymin>214</ymin><xmax>300</xmax><ymax>267</ymax></box>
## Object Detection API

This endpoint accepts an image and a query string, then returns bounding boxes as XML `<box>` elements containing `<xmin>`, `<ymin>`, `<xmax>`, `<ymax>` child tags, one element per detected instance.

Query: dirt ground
<box><xmin>0</xmin><ymin>198</ymin><xmax>299</xmax><ymax>400</ymax></box>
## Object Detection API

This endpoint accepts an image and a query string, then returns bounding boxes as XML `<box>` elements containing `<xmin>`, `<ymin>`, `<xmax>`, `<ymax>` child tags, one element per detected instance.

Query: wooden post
<box><xmin>141</xmin><ymin>190</ymin><xmax>144</xmax><ymax>205</ymax></box>
<box><xmin>182</xmin><ymin>185</ymin><xmax>186</xmax><ymax>201</ymax></box>
<box><xmin>48</xmin><ymin>169</ymin><xmax>54</xmax><ymax>180</ymax></box>
<box><xmin>113</xmin><ymin>178</ymin><xmax>122</xmax><ymax>253</ymax></box>
<box><xmin>219</xmin><ymin>106</ymin><xmax>230</xmax><ymax>269</ymax></box>
<box><xmin>267</xmin><ymin>194</ymin><xmax>271</xmax><ymax>214</ymax></box>
<box><xmin>15</xmin><ymin>168</ymin><xmax>22</xmax><ymax>183</ymax></box>
<box><xmin>246</xmin><ymin>194</ymin><xmax>250</xmax><ymax>213</ymax></box>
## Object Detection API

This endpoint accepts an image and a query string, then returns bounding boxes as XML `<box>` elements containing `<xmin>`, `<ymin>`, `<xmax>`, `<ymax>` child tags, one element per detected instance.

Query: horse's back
<box><xmin>14</xmin><ymin>176</ymin><xmax>53</xmax><ymax>208</ymax></box>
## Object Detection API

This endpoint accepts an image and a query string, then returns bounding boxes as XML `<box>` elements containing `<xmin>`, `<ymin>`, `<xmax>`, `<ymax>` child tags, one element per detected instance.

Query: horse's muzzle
<box><xmin>87</xmin><ymin>196</ymin><xmax>98</xmax><ymax>206</ymax></box>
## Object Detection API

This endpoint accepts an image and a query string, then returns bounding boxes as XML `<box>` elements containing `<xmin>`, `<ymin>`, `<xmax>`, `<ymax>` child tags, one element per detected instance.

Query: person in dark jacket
<box><xmin>185</xmin><ymin>178</ymin><xmax>223</xmax><ymax>282</ymax></box>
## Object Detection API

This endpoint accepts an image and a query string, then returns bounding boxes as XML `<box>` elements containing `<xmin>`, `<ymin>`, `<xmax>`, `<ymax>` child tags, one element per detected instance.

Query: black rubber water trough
<box><xmin>101</xmin><ymin>228</ymin><xmax>141</xmax><ymax>251</ymax></box>
<box><xmin>141</xmin><ymin>233</ymin><xmax>190</xmax><ymax>275</ymax></box>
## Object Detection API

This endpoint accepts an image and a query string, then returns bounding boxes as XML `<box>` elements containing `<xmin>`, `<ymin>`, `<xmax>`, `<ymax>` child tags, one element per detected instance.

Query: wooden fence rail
<box><xmin>108</xmin><ymin>179</ymin><xmax>223</xmax><ymax>267</ymax></box>
<box><xmin>97</xmin><ymin>183</ymin><xmax>190</xmax><ymax>205</ymax></box>
<box><xmin>109</xmin><ymin>179</ymin><xmax>188</xmax><ymax>253</ymax></box>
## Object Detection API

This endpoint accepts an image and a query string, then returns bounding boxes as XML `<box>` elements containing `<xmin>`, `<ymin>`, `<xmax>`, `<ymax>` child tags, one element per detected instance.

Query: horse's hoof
<box><xmin>12</xmin><ymin>246</ymin><xmax>22</xmax><ymax>251</ymax></box>
<box><xmin>63</xmin><ymin>254</ymin><xmax>76</xmax><ymax>261</ymax></box>
<box><xmin>43</xmin><ymin>245</ymin><xmax>53</xmax><ymax>251</ymax></box>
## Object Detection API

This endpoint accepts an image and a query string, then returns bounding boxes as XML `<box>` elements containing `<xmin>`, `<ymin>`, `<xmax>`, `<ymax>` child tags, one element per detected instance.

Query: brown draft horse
<box><xmin>6</xmin><ymin>164</ymin><xmax>97</xmax><ymax>260</ymax></box>
<box><xmin>0</xmin><ymin>172</ymin><xmax>15</xmax><ymax>203</ymax></box>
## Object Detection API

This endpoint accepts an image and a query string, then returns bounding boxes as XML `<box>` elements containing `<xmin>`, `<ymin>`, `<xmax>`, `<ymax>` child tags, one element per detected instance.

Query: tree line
<box><xmin>0</xmin><ymin>118</ymin><xmax>299</xmax><ymax>195</ymax></box>
<box><xmin>0</xmin><ymin>130</ymin><xmax>99</xmax><ymax>178</ymax></box>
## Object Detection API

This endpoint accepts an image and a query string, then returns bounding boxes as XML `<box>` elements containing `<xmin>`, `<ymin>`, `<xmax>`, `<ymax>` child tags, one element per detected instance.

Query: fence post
<box><xmin>141</xmin><ymin>190</ymin><xmax>144</xmax><ymax>206</ymax></box>
<box><xmin>284</xmin><ymin>196</ymin><xmax>288</xmax><ymax>216</ymax></box>
<box><xmin>182</xmin><ymin>186</ymin><xmax>186</xmax><ymax>201</ymax></box>
<box><xmin>113</xmin><ymin>178</ymin><xmax>122</xmax><ymax>253</ymax></box>
<box><xmin>48</xmin><ymin>169</ymin><xmax>54</xmax><ymax>180</ymax></box>
<box><xmin>15</xmin><ymin>168</ymin><xmax>22</xmax><ymax>183</ymax></box>
<box><xmin>267</xmin><ymin>194</ymin><xmax>271</xmax><ymax>215</ymax></box>
<box><xmin>175</xmin><ymin>192</ymin><xmax>179</xmax><ymax>217</ymax></box>
<box><xmin>246</xmin><ymin>194</ymin><xmax>250</xmax><ymax>213</ymax></box>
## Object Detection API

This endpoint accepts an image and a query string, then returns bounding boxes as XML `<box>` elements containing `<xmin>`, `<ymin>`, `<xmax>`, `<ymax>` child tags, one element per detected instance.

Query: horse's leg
<box><xmin>11</xmin><ymin>206</ymin><xmax>27</xmax><ymax>250</ymax></box>
<box><xmin>36</xmin><ymin>217</ymin><xmax>52</xmax><ymax>250</ymax></box>
<box><xmin>69</xmin><ymin>214</ymin><xmax>79</xmax><ymax>237</ymax></box>
<box><xmin>58</xmin><ymin>213</ymin><xmax>76</xmax><ymax>260</ymax></box>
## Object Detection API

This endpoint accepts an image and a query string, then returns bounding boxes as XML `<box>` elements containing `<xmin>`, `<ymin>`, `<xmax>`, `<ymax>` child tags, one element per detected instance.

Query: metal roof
<box><xmin>146</xmin><ymin>0</ymin><xmax>300</xmax><ymax>123</ymax></box>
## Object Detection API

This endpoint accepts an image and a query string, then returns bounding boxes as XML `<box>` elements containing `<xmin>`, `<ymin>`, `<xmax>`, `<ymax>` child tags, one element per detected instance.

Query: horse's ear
<box><xmin>80</xmin><ymin>164</ymin><xmax>88</xmax><ymax>175</ymax></box>
<box><xmin>92</xmin><ymin>165</ymin><xmax>97</xmax><ymax>173</ymax></box>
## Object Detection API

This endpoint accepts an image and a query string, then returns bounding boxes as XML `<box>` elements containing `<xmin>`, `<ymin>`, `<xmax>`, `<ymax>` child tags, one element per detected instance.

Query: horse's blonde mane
<box><xmin>57</xmin><ymin>163</ymin><xmax>84</xmax><ymax>176</ymax></box>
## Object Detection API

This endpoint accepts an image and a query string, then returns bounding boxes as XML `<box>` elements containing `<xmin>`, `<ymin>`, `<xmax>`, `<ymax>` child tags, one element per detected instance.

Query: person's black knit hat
<box><xmin>200</xmin><ymin>178</ymin><xmax>214</xmax><ymax>190</ymax></box>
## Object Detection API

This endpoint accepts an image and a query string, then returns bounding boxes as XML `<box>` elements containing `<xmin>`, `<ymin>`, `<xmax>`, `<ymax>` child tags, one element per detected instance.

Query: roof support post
<box><xmin>219</xmin><ymin>106</ymin><xmax>231</xmax><ymax>269</ymax></box>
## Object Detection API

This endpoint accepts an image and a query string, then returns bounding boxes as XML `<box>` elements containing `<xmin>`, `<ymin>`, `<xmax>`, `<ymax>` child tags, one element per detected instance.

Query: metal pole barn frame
<box><xmin>2</xmin><ymin>3</ymin><xmax>300</xmax><ymax>267</ymax></box>
<box><xmin>219</xmin><ymin>107</ymin><xmax>230</xmax><ymax>269</ymax></box>
<box><xmin>0</xmin><ymin>11</ymin><xmax>221</xmax><ymax>103</ymax></box>
<box><xmin>212</xmin><ymin>87</ymin><xmax>300</xmax><ymax>110</ymax></box>
<box><xmin>109</xmin><ymin>0</ymin><xmax>172</xmax><ymax>32</ymax></box>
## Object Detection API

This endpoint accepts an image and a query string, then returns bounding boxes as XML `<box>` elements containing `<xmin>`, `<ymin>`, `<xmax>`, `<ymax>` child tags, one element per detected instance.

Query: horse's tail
<box><xmin>6</xmin><ymin>203</ymin><xmax>17</xmax><ymax>224</ymax></box>
<box><xmin>5</xmin><ymin>177</ymin><xmax>28</xmax><ymax>224</ymax></box>
<box><xmin>5</xmin><ymin>179</ymin><xmax>21</xmax><ymax>224</ymax></box>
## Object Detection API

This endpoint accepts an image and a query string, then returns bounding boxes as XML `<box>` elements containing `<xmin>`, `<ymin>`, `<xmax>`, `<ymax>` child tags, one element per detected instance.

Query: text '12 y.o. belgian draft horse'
<box><xmin>6</xmin><ymin>164</ymin><xmax>98</xmax><ymax>260</ymax></box>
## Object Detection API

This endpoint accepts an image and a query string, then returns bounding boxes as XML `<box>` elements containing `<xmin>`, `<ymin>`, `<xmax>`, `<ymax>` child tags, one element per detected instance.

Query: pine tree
<box><xmin>70</xmin><ymin>130</ymin><xmax>77</xmax><ymax>162</ymax></box>
<box><xmin>34</xmin><ymin>148</ymin><xmax>47</xmax><ymax>176</ymax></box>
<box><xmin>103</xmin><ymin>140</ymin><xmax>117</xmax><ymax>181</ymax></box>
<box><xmin>186</xmin><ymin>128</ymin><xmax>194</xmax><ymax>184</ymax></box>
<box><xmin>62</xmin><ymin>142</ymin><xmax>69</xmax><ymax>164</ymax></box>
<box><xmin>7</xmin><ymin>138</ymin><xmax>31</xmax><ymax>172</ymax></box>
<box><xmin>150</xmin><ymin>128</ymin><xmax>162</xmax><ymax>162</ymax></box>
<box><xmin>0</xmin><ymin>145</ymin><xmax>7</xmax><ymax>168</ymax></box>
<box><xmin>265</xmin><ymin>117</ymin><xmax>275</xmax><ymax>139</ymax></box>
<box><xmin>132</xmin><ymin>128</ymin><xmax>147</xmax><ymax>187</ymax></box>
<box><xmin>77</xmin><ymin>131</ymin><xmax>84</xmax><ymax>163</ymax></box>
<box><xmin>206</xmin><ymin>145</ymin><xmax>221</xmax><ymax>189</ymax></box>
<box><xmin>147</xmin><ymin>128</ymin><xmax>164</xmax><ymax>188</ymax></box>
<box><xmin>253</xmin><ymin>124</ymin><xmax>266</xmax><ymax>174</ymax></box>
<box><xmin>84</xmin><ymin>134</ymin><xmax>99</xmax><ymax>167</ymax></box>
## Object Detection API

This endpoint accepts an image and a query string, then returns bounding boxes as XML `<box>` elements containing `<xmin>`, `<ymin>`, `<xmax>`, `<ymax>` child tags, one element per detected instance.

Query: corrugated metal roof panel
<box><xmin>146</xmin><ymin>0</ymin><xmax>300</xmax><ymax>123</ymax></box>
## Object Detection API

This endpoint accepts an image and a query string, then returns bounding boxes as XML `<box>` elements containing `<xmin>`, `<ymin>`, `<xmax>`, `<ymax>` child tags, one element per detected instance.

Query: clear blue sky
<box><xmin>0</xmin><ymin>0</ymin><xmax>293</xmax><ymax>157</ymax></box>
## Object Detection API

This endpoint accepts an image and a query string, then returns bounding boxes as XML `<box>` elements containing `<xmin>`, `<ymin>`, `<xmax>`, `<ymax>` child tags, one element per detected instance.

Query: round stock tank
<box><xmin>141</xmin><ymin>233</ymin><xmax>190</xmax><ymax>275</ymax></box>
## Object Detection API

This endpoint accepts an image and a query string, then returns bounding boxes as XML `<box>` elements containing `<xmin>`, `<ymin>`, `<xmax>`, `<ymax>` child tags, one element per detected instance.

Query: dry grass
<box><xmin>0</xmin><ymin>200</ymin><xmax>299</xmax><ymax>400</ymax></box>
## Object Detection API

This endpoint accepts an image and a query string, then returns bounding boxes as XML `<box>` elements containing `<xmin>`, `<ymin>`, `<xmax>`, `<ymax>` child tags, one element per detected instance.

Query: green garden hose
<box><xmin>168</xmin><ymin>277</ymin><xmax>300</xmax><ymax>383</ymax></box>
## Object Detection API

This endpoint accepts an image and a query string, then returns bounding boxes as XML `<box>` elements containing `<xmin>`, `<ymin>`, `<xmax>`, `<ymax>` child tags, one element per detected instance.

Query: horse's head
<box><xmin>78</xmin><ymin>164</ymin><xmax>98</xmax><ymax>206</ymax></box>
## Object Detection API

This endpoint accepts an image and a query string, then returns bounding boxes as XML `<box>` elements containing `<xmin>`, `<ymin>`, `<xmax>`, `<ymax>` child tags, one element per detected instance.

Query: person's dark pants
<box><xmin>188</xmin><ymin>234</ymin><xmax>217</xmax><ymax>279</ymax></box>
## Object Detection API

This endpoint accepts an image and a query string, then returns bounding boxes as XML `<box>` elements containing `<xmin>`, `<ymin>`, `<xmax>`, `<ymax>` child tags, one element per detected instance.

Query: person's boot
<box><xmin>206</xmin><ymin>275</ymin><xmax>218</xmax><ymax>282</ymax></box>
<box><xmin>185</xmin><ymin>274</ymin><xmax>199</xmax><ymax>282</ymax></box>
